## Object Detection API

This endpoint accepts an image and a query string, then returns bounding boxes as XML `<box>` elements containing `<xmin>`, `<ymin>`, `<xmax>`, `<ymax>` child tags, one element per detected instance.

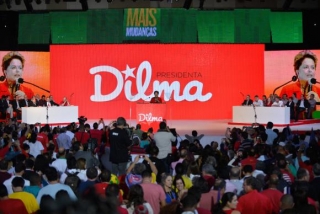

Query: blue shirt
<box><xmin>56</xmin><ymin>133</ymin><xmax>72</xmax><ymax>150</ymax></box>
<box><xmin>24</xmin><ymin>185</ymin><xmax>41</xmax><ymax>198</ymax></box>
<box><xmin>36</xmin><ymin>183</ymin><xmax>77</xmax><ymax>204</ymax></box>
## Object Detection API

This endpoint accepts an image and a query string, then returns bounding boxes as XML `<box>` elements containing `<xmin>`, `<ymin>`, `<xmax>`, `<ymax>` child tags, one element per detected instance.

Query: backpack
<box><xmin>64</xmin><ymin>171</ymin><xmax>80</xmax><ymax>192</ymax></box>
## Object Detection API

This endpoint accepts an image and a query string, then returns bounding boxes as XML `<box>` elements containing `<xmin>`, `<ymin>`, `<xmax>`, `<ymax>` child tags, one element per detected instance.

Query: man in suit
<box><xmin>286</xmin><ymin>97</ymin><xmax>295</xmax><ymax>119</ymax></box>
<box><xmin>0</xmin><ymin>95</ymin><xmax>8</xmax><ymax>119</ymax></box>
<box><xmin>12</xmin><ymin>95</ymin><xmax>22</xmax><ymax>119</ymax></box>
<box><xmin>295</xmin><ymin>95</ymin><xmax>310</xmax><ymax>121</ymax></box>
<box><xmin>242</xmin><ymin>95</ymin><xmax>253</xmax><ymax>106</ymax></box>
<box><xmin>49</xmin><ymin>95</ymin><xmax>59</xmax><ymax>106</ymax></box>
<box><xmin>38</xmin><ymin>95</ymin><xmax>46</xmax><ymax>107</ymax></box>
<box><xmin>20</xmin><ymin>95</ymin><xmax>29</xmax><ymax>108</ymax></box>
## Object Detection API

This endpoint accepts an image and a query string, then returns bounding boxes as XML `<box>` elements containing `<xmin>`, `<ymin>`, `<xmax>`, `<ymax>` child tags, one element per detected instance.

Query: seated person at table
<box><xmin>271</xmin><ymin>96</ymin><xmax>284</xmax><ymax>107</ymax></box>
<box><xmin>60</xmin><ymin>97</ymin><xmax>70</xmax><ymax>106</ymax></box>
<box><xmin>295</xmin><ymin>95</ymin><xmax>310</xmax><ymax>121</ymax></box>
<box><xmin>150</xmin><ymin>91</ymin><xmax>162</xmax><ymax>103</ymax></box>
<box><xmin>253</xmin><ymin>95</ymin><xmax>263</xmax><ymax>107</ymax></box>
<box><xmin>242</xmin><ymin>95</ymin><xmax>253</xmax><ymax>106</ymax></box>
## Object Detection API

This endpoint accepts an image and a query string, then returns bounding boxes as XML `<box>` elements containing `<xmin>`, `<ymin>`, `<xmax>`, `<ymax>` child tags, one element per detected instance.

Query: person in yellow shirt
<box><xmin>9</xmin><ymin>177</ymin><xmax>39</xmax><ymax>214</ymax></box>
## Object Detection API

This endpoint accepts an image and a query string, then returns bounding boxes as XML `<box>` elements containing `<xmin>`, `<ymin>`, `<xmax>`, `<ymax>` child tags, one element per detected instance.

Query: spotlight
<box><xmin>5</xmin><ymin>0</ymin><xmax>11</xmax><ymax>9</ymax></box>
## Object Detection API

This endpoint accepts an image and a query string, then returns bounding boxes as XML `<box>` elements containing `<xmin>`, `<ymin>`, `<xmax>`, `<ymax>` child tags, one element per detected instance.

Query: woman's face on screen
<box><xmin>297</xmin><ymin>57</ymin><xmax>316</xmax><ymax>81</ymax></box>
<box><xmin>4</xmin><ymin>59</ymin><xmax>23</xmax><ymax>82</ymax></box>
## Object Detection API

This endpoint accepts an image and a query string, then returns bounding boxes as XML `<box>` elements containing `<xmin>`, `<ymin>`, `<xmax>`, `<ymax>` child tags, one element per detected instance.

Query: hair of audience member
<box><xmin>12</xmin><ymin>176</ymin><xmax>25</xmax><ymax>188</ymax></box>
<box><xmin>86</xmin><ymin>167</ymin><xmax>98</xmax><ymax>180</ymax></box>
<box><xmin>159</xmin><ymin>122</ymin><xmax>167</xmax><ymax>130</ymax></box>
<box><xmin>175</xmin><ymin>163</ymin><xmax>185</xmax><ymax>176</ymax></box>
<box><xmin>105</xmin><ymin>184</ymin><xmax>120</xmax><ymax>198</ymax></box>
<box><xmin>160</xmin><ymin>173</ymin><xmax>172</xmax><ymax>187</ymax></box>
<box><xmin>241</xmin><ymin>131</ymin><xmax>248</xmax><ymax>140</ymax></box>
<box><xmin>55</xmin><ymin>189</ymin><xmax>73</xmax><ymax>209</ymax></box>
<box><xmin>180</xmin><ymin>149</ymin><xmax>188</xmax><ymax>159</ymax></box>
<box><xmin>133</xmin><ymin>163</ymin><xmax>146</xmax><ymax>175</ymax></box>
<box><xmin>242</xmin><ymin>165</ymin><xmax>253</xmax><ymax>174</ymax></box>
<box><xmin>213</xmin><ymin>178</ymin><xmax>226</xmax><ymax>191</ymax></box>
<box><xmin>39</xmin><ymin>195</ymin><xmax>60</xmax><ymax>214</ymax></box>
<box><xmin>76</xmin><ymin>158</ymin><xmax>86</xmax><ymax>170</ymax></box>
<box><xmin>126</xmin><ymin>184</ymin><xmax>145</xmax><ymax>209</ymax></box>
<box><xmin>281</xmin><ymin>194</ymin><xmax>295</xmax><ymax>210</ymax></box>
<box><xmin>147</xmin><ymin>127</ymin><xmax>153</xmax><ymax>133</ymax></box>
<box><xmin>312</xmin><ymin>163</ymin><xmax>320</xmax><ymax>176</ymax></box>
<box><xmin>179</xmin><ymin>139</ymin><xmax>190</xmax><ymax>149</ymax></box>
<box><xmin>173</xmin><ymin>174</ymin><xmax>185</xmax><ymax>190</ymax></box>
<box><xmin>66</xmin><ymin>156</ymin><xmax>77</xmax><ymax>170</ymax></box>
<box><xmin>296</xmin><ymin>168</ymin><xmax>309</xmax><ymax>180</ymax></box>
<box><xmin>57</xmin><ymin>148</ymin><xmax>66</xmax><ymax>158</ymax></box>
<box><xmin>191</xmin><ymin>130</ymin><xmax>198</xmax><ymax>137</ymax></box>
<box><xmin>141</xmin><ymin>132</ymin><xmax>148</xmax><ymax>141</ymax></box>
<box><xmin>0</xmin><ymin>159</ymin><xmax>9</xmax><ymax>170</ymax></box>
<box><xmin>22</xmin><ymin>143</ymin><xmax>30</xmax><ymax>151</ymax></box>
<box><xmin>244</xmin><ymin>176</ymin><xmax>260</xmax><ymax>190</ymax></box>
<box><xmin>0</xmin><ymin>184</ymin><xmax>8</xmax><ymax>197</ymax></box>
<box><xmin>266</xmin><ymin>122</ymin><xmax>274</xmax><ymax>129</ymax></box>
<box><xmin>192</xmin><ymin>176</ymin><xmax>210</xmax><ymax>193</ymax></box>
<box><xmin>99</xmin><ymin>169</ymin><xmax>111</xmax><ymax>182</ymax></box>
<box><xmin>159</xmin><ymin>201</ymin><xmax>182</xmax><ymax>214</ymax></box>
<box><xmin>205</xmin><ymin>156</ymin><xmax>217</xmax><ymax>167</ymax></box>
<box><xmin>255</xmin><ymin>161</ymin><xmax>266</xmax><ymax>173</ymax></box>
<box><xmin>15</xmin><ymin>162</ymin><xmax>26</xmax><ymax>173</ymax></box>
<box><xmin>141</xmin><ymin>170</ymin><xmax>152</xmax><ymax>179</ymax></box>
<box><xmin>72</xmin><ymin>141</ymin><xmax>81</xmax><ymax>152</ymax></box>
<box><xmin>14</xmin><ymin>154</ymin><xmax>27</xmax><ymax>165</ymax></box>
<box><xmin>25</xmin><ymin>158</ymin><xmax>34</xmax><ymax>169</ymax></box>
<box><xmin>149</xmin><ymin>145</ymin><xmax>159</xmax><ymax>156</ymax></box>
<box><xmin>213</xmin><ymin>192</ymin><xmax>237</xmax><ymax>214</ymax></box>
<box><xmin>116</xmin><ymin>117</ymin><xmax>126</xmax><ymax>126</ymax></box>
<box><xmin>202</xmin><ymin>163</ymin><xmax>216</xmax><ymax>176</ymax></box>
<box><xmin>29</xmin><ymin>132</ymin><xmax>37</xmax><ymax>144</ymax></box>
<box><xmin>293</xmin><ymin>189</ymin><xmax>309</xmax><ymax>207</ymax></box>
<box><xmin>187</xmin><ymin>161</ymin><xmax>200</xmax><ymax>177</ymax></box>
<box><xmin>28</xmin><ymin>173</ymin><xmax>41</xmax><ymax>186</ymax></box>
<box><xmin>34</xmin><ymin>154</ymin><xmax>50</xmax><ymax>173</ymax></box>
<box><xmin>180</xmin><ymin>194</ymin><xmax>198</xmax><ymax>211</ymax></box>
<box><xmin>268</xmin><ymin>174</ymin><xmax>279</xmax><ymax>188</ymax></box>
<box><xmin>45</xmin><ymin>166</ymin><xmax>59</xmax><ymax>182</ymax></box>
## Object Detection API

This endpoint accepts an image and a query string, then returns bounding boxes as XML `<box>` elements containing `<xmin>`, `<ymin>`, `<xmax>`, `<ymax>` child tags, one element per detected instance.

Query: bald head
<box><xmin>58</xmin><ymin>147</ymin><xmax>66</xmax><ymax>157</ymax></box>
<box><xmin>268</xmin><ymin>174</ymin><xmax>279</xmax><ymax>187</ymax></box>
<box><xmin>230</xmin><ymin>167</ymin><xmax>240</xmax><ymax>179</ymax></box>
<box><xmin>280</xmin><ymin>194</ymin><xmax>294</xmax><ymax>210</ymax></box>
<box><xmin>180</xmin><ymin>149</ymin><xmax>188</xmax><ymax>158</ymax></box>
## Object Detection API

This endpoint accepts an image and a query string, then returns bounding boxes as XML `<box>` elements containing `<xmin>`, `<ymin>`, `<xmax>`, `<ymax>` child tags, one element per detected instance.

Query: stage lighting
<box><xmin>35</xmin><ymin>0</ymin><xmax>41</xmax><ymax>4</ymax></box>
<box><xmin>79</xmin><ymin>0</ymin><xmax>88</xmax><ymax>11</ymax></box>
<box><xmin>5</xmin><ymin>0</ymin><xmax>11</xmax><ymax>9</ymax></box>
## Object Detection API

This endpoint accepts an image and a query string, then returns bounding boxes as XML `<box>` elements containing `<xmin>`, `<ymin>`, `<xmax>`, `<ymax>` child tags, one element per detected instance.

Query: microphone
<box><xmin>16</xmin><ymin>77</ymin><xmax>50</xmax><ymax>93</ymax></box>
<box><xmin>15</xmin><ymin>78</ymin><xmax>22</xmax><ymax>91</ymax></box>
<box><xmin>272</xmin><ymin>76</ymin><xmax>298</xmax><ymax>95</ymax></box>
<box><xmin>309</xmin><ymin>78</ymin><xmax>317</xmax><ymax>85</ymax></box>
<box><xmin>0</xmin><ymin>76</ymin><xmax>5</xmax><ymax>81</ymax></box>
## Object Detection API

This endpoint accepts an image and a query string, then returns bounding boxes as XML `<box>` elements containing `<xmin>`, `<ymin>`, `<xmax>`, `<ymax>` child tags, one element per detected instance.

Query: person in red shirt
<box><xmin>94</xmin><ymin>169</ymin><xmax>111</xmax><ymax>198</ymax></box>
<box><xmin>261</xmin><ymin>174</ymin><xmax>284</xmax><ymax>214</ymax></box>
<box><xmin>74</xmin><ymin>125</ymin><xmax>90</xmax><ymax>145</ymax></box>
<box><xmin>37</xmin><ymin>126</ymin><xmax>49</xmax><ymax>152</ymax></box>
<box><xmin>150</xmin><ymin>91</ymin><xmax>162</xmax><ymax>103</ymax></box>
<box><xmin>89</xmin><ymin>119</ymin><xmax>106</xmax><ymax>146</ymax></box>
<box><xmin>237</xmin><ymin>177</ymin><xmax>273</xmax><ymax>214</ymax></box>
<box><xmin>0</xmin><ymin>184</ymin><xmax>28</xmax><ymax>214</ymax></box>
<box><xmin>240</xmin><ymin>148</ymin><xmax>257</xmax><ymax>170</ymax></box>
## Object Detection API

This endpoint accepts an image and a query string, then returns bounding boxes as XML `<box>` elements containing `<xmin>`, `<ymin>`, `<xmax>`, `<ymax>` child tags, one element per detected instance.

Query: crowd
<box><xmin>242</xmin><ymin>93</ymin><xmax>316</xmax><ymax>121</ymax></box>
<box><xmin>0</xmin><ymin>115</ymin><xmax>320</xmax><ymax>214</ymax></box>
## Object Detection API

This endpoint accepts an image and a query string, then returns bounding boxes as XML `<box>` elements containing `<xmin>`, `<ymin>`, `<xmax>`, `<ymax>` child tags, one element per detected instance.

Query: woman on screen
<box><xmin>280</xmin><ymin>50</ymin><xmax>320</xmax><ymax>101</ymax></box>
<box><xmin>0</xmin><ymin>51</ymin><xmax>34</xmax><ymax>100</ymax></box>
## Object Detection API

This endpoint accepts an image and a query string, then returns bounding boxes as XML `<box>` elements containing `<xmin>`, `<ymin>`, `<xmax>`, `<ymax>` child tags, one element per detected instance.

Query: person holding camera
<box><xmin>109</xmin><ymin>117</ymin><xmax>132</xmax><ymax>176</ymax></box>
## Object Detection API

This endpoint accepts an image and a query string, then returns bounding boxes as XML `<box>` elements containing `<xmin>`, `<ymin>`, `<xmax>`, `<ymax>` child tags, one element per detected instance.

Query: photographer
<box><xmin>108</xmin><ymin>117</ymin><xmax>131</xmax><ymax>176</ymax></box>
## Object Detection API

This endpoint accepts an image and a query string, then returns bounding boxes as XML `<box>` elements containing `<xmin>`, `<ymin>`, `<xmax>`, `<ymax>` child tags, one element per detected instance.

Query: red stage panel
<box><xmin>50</xmin><ymin>44</ymin><xmax>265</xmax><ymax>120</ymax></box>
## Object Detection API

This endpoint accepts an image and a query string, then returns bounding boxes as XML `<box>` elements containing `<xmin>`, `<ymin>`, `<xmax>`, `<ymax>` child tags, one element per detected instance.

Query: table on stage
<box><xmin>22</xmin><ymin>106</ymin><xmax>79</xmax><ymax>124</ymax></box>
<box><xmin>232</xmin><ymin>106</ymin><xmax>290</xmax><ymax>124</ymax></box>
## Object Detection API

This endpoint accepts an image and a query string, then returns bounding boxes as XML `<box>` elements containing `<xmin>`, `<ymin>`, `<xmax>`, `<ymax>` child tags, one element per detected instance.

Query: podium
<box><xmin>22</xmin><ymin>106</ymin><xmax>79</xmax><ymax>124</ymax></box>
<box><xmin>136</xmin><ymin>103</ymin><xmax>166</xmax><ymax>131</ymax></box>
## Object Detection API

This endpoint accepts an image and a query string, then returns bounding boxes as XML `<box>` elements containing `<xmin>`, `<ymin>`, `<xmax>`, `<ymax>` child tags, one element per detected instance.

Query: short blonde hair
<box><xmin>2</xmin><ymin>51</ymin><xmax>25</xmax><ymax>72</ymax></box>
<box><xmin>294</xmin><ymin>50</ymin><xmax>317</xmax><ymax>71</ymax></box>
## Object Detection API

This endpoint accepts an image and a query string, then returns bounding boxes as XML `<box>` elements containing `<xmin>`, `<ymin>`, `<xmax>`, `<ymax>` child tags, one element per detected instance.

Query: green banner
<box><xmin>234</xmin><ymin>9</ymin><xmax>271</xmax><ymax>43</ymax></box>
<box><xmin>87</xmin><ymin>10</ymin><xmax>123</xmax><ymax>43</ymax></box>
<box><xmin>270</xmin><ymin>12</ymin><xmax>303</xmax><ymax>43</ymax></box>
<box><xmin>197</xmin><ymin>11</ymin><xmax>235</xmax><ymax>43</ymax></box>
<box><xmin>123</xmin><ymin>8</ymin><xmax>161</xmax><ymax>41</ymax></box>
<box><xmin>18</xmin><ymin>13</ymin><xmax>50</xmax><ymax>44</ymax></box>
<box><xmin>161</xmin><ymin>9</ymin><xmax>197</xmax><ymax>43</ymax></box>
<box><xmin>50</xmin><ymin>12</ymin><xmax>87</xmax><ymax>44</ymax></box>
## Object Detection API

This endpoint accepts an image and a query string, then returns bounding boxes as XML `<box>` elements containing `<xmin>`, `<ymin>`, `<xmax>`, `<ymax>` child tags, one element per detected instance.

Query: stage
<box><xmin>89</xmin><ymin>118</ymin><xmax>320</xmax><ymax>146</ymax></box>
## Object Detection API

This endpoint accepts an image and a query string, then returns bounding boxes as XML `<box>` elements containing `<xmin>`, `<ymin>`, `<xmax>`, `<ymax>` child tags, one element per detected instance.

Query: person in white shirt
<box><xmin>51</xmin><ymin>148</ymin><xmax>67</xmax><ymax>174</ymax></box>
<box><xmin>3</xmin><ymin>163</ymin><xmax>30</xmax><ymax>195</ymax></box>
<box><xmin>253</xmin><ymin>95</ymin><xmax>263</xmax><ymax>107</ymax></box>
<box><xmin>271</xmin><ymin>96</ymin><xmax>284</xmax><ymax>107</ymax></box>
<box><xmin>23</xmin><ymin>132</ymin><xmax>44</xmax><ymax>158</ymax></box>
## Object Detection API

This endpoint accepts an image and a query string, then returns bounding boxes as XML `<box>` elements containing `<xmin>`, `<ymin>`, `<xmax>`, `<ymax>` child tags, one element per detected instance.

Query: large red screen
<box><xmin>50</xmin><ymin>44</ymin><xmax>265</xmax><ymax>120</ymax></box>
